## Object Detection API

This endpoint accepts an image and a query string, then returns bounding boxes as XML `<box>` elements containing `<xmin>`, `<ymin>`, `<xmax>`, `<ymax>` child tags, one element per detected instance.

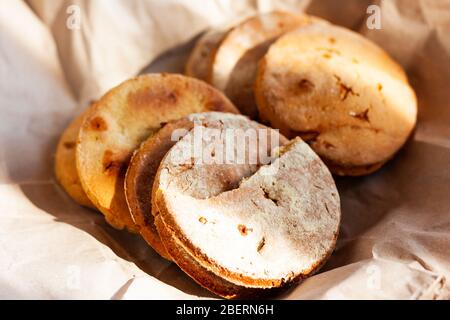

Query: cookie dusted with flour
<box><xmin>152</xmin><ymin>113</ymin><xmax>340</xmax><ymax>298</ymax></box>
<box><xmin>76</xmin><ymin>74</ymin><xmax>238</xmax><ymax>232</ymax></box>
<box><xmin>255</xmin><ymin>23</ymin><xmax>417</xmax><ymax>175</ymax></box>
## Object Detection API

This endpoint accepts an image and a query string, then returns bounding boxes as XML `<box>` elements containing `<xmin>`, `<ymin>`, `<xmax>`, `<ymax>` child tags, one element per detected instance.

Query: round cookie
<box><xmin>213</xmin><ymin>12</ymin><xmax>322</xmax><ymax>118</ymax></box>
<box><xmin>76</xmin><ymin>74</ymin><xmax>238</xmax><ymax>232</ymax></box>
<box><xmin>55</xmin><ymin>111</ymin><xmax>95</xmax><ymax>209</ymax></box>
<box><xmin>125</xmin><ymin>112</ymin><xmax>240</xmax><ymax>260</ymax></box>
<box><xmin>152</xmin><ymin>114</ymin><xmax>340</xmax><ymax>297</ymax></box>
<box><xmin>185</xmin><ymin>29</ymin><xmax>227</xmax><ymax>83</ymax></box>
<box><xmin>255</xmin><ymin>23</ymin><xmax>417</xmax><ymax>175</ymax></box>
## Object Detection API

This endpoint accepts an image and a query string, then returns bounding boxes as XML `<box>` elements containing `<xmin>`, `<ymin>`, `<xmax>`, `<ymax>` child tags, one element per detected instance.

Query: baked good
<box><xmin>125</xmin><ymin>112</ymin><xmax>238</xmax><ymax>260</ymax></box>
<box><xmin>152</xmin><ymin>113</ymin><xmax>340</xmax><ymax>298</ymax></box>
<box><xmin>215</xmin><ymin>12</ymin><xmax>321</xmax><ymax>118</ymax></box>
<box><xmin>76</xmin><ymin>74</ymin><xmax>238</xmax><ymax>231</ymax></box>
<box><xmin>185</xmin><ymin>29</ymin><xmax>226</xmax><ymax>83</ymax></box>
<box><xmin>55</xmin><ymin>111</ymin><xmax>95</xmax><ymax>209</ymax></box>
<box><xmin>254</xmin><ymin>23</ymin><xmax>417</xmax><ymax>175</ymax></box>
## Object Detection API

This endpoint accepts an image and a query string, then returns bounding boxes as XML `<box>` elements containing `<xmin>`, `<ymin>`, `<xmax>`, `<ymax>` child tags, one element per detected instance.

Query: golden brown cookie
<box><xmin>255</xmin><ymin>23</ymin><xmax>417</xmax><ymax>176</ymax></box>
<box><xmin>55</xmin><ymin>111</ymin><xmax>95</xmax><ymax>209</ymax></box>
<box><xmin>212</xmin><ymin>12</ymin><xmax>322</xmax><ymax>119</ymax></box>
<box><xmin>76</xmin><ymin>74</ymin><xmax>238</xmax><ymax>232</ymax></box>
<box><xmin>152</xmin><ymin>113</ymin><xmax>340</xmax><ymax>298</ymax></box>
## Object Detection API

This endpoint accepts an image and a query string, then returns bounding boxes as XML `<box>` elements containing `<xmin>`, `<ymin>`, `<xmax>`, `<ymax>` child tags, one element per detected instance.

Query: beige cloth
<box><xmin>0</xmin><ymin>0</ymin><xmax>448</xmax><ymax>299</ymax></box>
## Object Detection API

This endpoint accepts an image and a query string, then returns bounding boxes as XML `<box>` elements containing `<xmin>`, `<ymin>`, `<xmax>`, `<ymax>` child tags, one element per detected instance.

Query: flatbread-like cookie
<box><xmin>255</xmin><ymin>23</ymin><xmax>417</xmax><ymax>175</ymax></box>
<box><xmin>125</xmin><ymin>112</ymin><xmax>240</xmax><ymax>260</ymax></box>
<box><xmin>55</xmin><ymin>111</ymin><xmax>95</xmax><ymax>209</ymax></box>
<box><xmin>76</xmin><ymin>74</ymin><xmax>238</xmax><ymax>231</ymax></box>
<box><xmin>152</xmin><ymin>114</ymin><xmax>340</xmax><ymax>297</ymax></box>
<box><xmin>214</xmin><ymin>12</ymin><xmax>321</xmax><ymax>118</ymax></box>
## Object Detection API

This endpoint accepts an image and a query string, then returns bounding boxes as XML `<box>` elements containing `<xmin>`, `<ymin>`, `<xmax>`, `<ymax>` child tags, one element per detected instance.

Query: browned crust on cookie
<box><xmin>124</xmin><ymin>122</ymin><xmax>192</xmax><ymax>259</ymax></box>
<box><xmin>152</xmin><ymin>114</ymin><xmax>340</xmax><ymax>293</ymax></box>
<box><xmin>154</xmin><ymin>214</ymin><xmax>272</xmax><ymax>299</ymax></box>
<box><xmin>324</xmin><ymin>159</ymin><xmax>386</xmax><ymax>176</ymax></box>
<box><xmin>55</xmin><ymin>111</ymin><xmax>95</xmax><ymax>209</ymax></box>
<box><xmin>125</xmin><ymin>119</ymin><xmax>193</xmax><ymax>259</ymax></box>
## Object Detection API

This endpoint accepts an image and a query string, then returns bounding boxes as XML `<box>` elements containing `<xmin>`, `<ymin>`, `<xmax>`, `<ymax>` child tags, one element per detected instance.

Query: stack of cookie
<box><xmin>54</xmin><ymin>11</ymin><xmax>417</xmax><ymax>298</ymax></box>
<box><xmin>187</xmin><ymin>11</ymin><xmax>417</xmax><ymax>176</ymax></box>
<box><xmin>55</xmin><ymin>73</ymin><xmax>340</xmax><ymax>298</ymax></box>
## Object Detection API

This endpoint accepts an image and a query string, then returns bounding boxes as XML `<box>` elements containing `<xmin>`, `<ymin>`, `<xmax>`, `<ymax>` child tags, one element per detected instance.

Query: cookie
<box><xmin>214</xmin><ymin>12</ymin><xmax>322</xmax><ymax>119</ymax></box>
<box><xmin>76</xmin><ymin>74</ymin><xmax>238</xmax><ymax>231</ymax></box>
<box><xmin>254</xmin><ymin>23</ymin><xmax>417</xmax><ymax>175</ymax></box>
<box><xmin>185</xmin><ymin>29</ymin><xmax>226</xmax><ymax>83</ymax></box>
<box><xmin>54</xmin><ymin>111</ymin><xmax>95</xmax><ymax>209</ymax></box>
<box><xmin>152</xmin><ymin>113</ymin><xmax>340</xmax><ymax>297</ymax></box>
<box><xmin>125</xmin><ymin>112</ymin><xmax>239</xmax><ymax>260</ymax></box>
